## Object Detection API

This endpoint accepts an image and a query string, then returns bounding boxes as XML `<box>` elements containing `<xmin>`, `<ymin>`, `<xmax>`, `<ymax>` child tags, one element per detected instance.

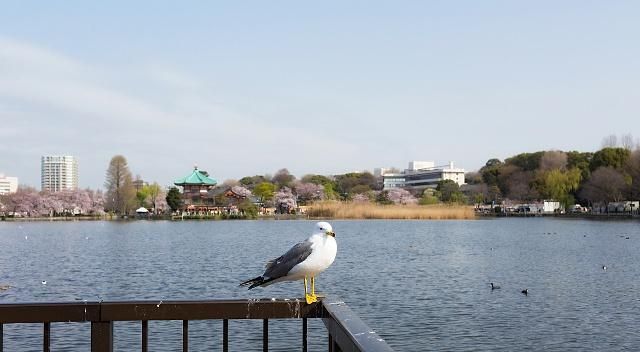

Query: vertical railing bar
<box><xmin>223</xmin><ymin>319</ymin><xmax>229</xmax><ymax>352</ymax></box>
<box><xmin>328</xmin><ymin>333</ymin><xmax>333</xmax><ymax>352</ymax></box>
<box><xmin>1</xmin><ymin>323</ymin><xmax>3</xmax><ymax>352</ymax></box>
<box><xmin>141</xmin><ymin>320</ymin><xmax>148</xmax><ymax>352</ymax></box>
<box><xmin>91</xmin><ymin>321</ymin><xmax>113</xmax><ymax>352</ymax></box>
<box><xmin>43</xmin><ymin>322</ymin><xmax>50</xmax><ymax>352</ymax></box>
<box><xmin>183</xmin><ymin>320</ymin><xmax>188</xmax><ymax>352</ymax></box>
<box><xmin>263</xmin><ymin>319</ymin><xmax>268</xmax><ymax>352</ymax></box>
<box><xmin>302</xmin><ymin>318</ymin><xmax>308</xmax><ymax>352</ymax></box>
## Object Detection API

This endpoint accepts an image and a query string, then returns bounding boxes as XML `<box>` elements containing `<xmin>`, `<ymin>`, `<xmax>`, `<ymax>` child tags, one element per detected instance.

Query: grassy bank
<box><xmin>306</xmin><ymin>201</ymin><xmax>476</xmax><ymax>220</ymax></box>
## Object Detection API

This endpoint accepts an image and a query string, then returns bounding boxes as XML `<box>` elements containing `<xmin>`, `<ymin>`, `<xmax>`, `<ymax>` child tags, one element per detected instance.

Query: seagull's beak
<box><xmin>326</xmin><ymin>231</ymin><xmax>336</xmax><ymax>237</ymax></box>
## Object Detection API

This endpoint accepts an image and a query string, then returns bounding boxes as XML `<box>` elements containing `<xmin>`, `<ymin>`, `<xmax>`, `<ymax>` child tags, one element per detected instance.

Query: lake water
<box><xmin>0</xmin><ymin>219</ymin><xmax>639</xmax><ymax>351</ymax></box>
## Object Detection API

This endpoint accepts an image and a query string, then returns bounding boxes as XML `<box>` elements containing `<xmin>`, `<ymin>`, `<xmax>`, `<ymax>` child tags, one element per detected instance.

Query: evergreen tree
<box><xmin>166</xmin><ymin>187</ymin><xmax>182</xmax><ymax>212</ymax></box>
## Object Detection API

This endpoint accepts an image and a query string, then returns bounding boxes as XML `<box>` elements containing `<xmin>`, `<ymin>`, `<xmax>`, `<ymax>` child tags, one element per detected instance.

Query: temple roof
<box><xmin>174</xmin><ymin>167</ymin><xmax>217</xmax><ymax>186</ymax></box>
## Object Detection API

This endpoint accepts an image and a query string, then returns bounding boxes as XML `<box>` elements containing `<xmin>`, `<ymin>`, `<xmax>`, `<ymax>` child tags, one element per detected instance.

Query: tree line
<box><xmin>465</xmin><ymin>146</ymin><xmax>640</xmax><ymax>207</ymax></box>
<box><xmin>7</xmin><ymin>142</ymin><xmax>637</xmax><ymax>218</ymax></box>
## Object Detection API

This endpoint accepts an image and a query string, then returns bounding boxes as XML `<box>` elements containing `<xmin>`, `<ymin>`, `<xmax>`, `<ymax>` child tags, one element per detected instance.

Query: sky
<box><xmin>1</xmin><ymin>1</ymin><xmax>639</xmax><ymax>190</ymax></box>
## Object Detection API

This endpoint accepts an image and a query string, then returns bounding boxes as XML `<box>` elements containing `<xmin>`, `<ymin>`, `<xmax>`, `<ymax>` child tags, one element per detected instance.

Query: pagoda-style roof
<box><xmin>174</xmin><ymin>167</ymin><xmax>217</xmax><ymax>186</ymax></box>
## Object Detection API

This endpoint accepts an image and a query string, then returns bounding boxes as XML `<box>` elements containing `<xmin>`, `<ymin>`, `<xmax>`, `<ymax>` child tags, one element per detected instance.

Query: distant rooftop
<box><xmin>174</xmin><ymin>167</ymin><xmax>217</xmax><ymax>186</ymax></box>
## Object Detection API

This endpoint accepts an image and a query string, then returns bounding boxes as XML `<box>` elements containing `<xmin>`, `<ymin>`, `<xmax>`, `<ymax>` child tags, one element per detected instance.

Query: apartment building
<box><xmin>41</xmin><ymin>155</ymin><xmax>78</xmax><ymax>192</ymax></box>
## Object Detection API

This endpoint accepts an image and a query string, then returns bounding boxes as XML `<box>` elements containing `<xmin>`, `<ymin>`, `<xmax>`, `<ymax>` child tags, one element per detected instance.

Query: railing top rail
<box><xmin>322</xmin><ymin>297</ymin><xmax>394</xmax><ymax>352</ymax></box>
<box><xmin>0</xmin><ymin>298</ymin><xmax>323</xmax><ymax>323</ymax></box>
<box><xmin>0</xmin><ymin>297</ymin><xmax>395</xmax><ymax>351</ymax></box>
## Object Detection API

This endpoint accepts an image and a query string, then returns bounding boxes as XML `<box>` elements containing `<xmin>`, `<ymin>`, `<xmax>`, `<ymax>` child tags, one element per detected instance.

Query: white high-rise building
<box><xmin>0</xmin><ymin>174</ymin><xmax>18</xmax><ymax>195</ymax></box>
<box><xmin>379</xmin><ymin>161</ymin><xmax>466</xmax><ymax>190</ymax></box>
<box><xmin>41</xmin><ymin>156</ymin><xmax>78</xmax><ymax>192</ymax></box>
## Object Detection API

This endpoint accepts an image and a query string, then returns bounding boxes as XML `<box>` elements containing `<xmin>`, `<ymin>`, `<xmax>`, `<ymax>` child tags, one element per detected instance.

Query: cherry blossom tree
<box><xmin>231</xmin><ymin>185</ymin><xmax>253</xmax><ymax>198</ymax></box>
<box><xmin>293</xmin><ymin>182</ymin><xmax>324</xmax><ymax>204</ymax></box>
<box><xmin>352</xmin><ymin>193</ymin><xmax>370</xmax><ymax>203</ymax></box>
<box><xmin>3</xmin><ymin>187</ymin><xmax>39</xmax><ymax>216</ymax></box>
<box><xmin>387</xmin><ymin>188</ymin><xmax>418</xmax><ymax>205</ymax></box>
<box><xmin>87</xmin><ymin>189</ymin><xmax>106</xmax><ymax>215</ymax></box>
<box><xmin>274</xmin><ymin>187</ymin><xmax>297</xmax><ymax>213</ymax></box>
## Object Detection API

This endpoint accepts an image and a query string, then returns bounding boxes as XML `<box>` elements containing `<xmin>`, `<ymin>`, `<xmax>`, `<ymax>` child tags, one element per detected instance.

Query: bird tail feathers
<box><xmin>239</xmin><ymin>276</ymin><xmax>276</xmax><ymax>290</ymax></box>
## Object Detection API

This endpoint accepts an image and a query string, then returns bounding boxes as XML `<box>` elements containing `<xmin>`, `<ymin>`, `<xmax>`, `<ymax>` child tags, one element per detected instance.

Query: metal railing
<box><xmin>0</xmin><ymin>296</ymin><xmax>393</xmax><ymax>352</ymax></box>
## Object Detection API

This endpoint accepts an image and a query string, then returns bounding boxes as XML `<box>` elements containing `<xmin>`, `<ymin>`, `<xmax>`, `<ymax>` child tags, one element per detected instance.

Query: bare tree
<box><xmin>579</xmin><ymin>167</ymin><xmax>629</xmax><ymax>204</ymax></box>
<box><xmin>272</xmin><ymin>168</ymin><xmax>295</xmax><ymax>189</ymax></box>
<box><xmin>506</xmin><ymin>171</ymin><xmax>538</xmax><ymax>201</ymax></box>
<box><xmin>626</xmin><ymin>150</ymin><xmax>640</xmax><ymax>199</ymax></box>
<box><xmin>621</xmin><ymin>133</ymin><xmax>635</xmax><ymax>151</ymax></box>
<box><xmin>602</xmin><ymin>134</ymin><xmax>618</xmax><ymax>148</ymax></box>
<box><xmin>539</xmin><ymin>151</ymin><xmax>568</xmax><ymax>171</ymax></box>
<box><xmin>104</xmin><ymin>155</ymin><xmax>136</xmax><ymax>215</ymax></box>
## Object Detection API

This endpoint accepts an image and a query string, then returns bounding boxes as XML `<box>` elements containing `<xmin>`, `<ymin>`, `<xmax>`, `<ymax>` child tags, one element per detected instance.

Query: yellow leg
<box><xmin>304</xmin><ymin>276</ymin><xmax>317</xmax><ymax>304</ymax></box>
<box><xmin>312</xmin><ymin>277</ymin><xmax>325</xmax><ymax>298</ymax></box>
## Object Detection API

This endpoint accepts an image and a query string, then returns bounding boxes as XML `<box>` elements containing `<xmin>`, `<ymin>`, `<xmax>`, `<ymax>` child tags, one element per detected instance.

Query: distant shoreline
<box><xmin>4</xmin><ymin>208</ymin><xmax>637</xmax><ymax>222</ymax></box>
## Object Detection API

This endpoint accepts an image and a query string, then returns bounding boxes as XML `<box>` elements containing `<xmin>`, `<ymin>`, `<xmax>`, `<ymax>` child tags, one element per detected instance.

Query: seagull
<box><xmin>521</xmin><ymin>289</ymin><xmax>528</xmax><ymax>295</ymax></box>
<box><xmin>240</xmin><ymin>221</ymin><xmax>337</xmax><ymax>304</ymax></box>
<box><xmin>602</xmin><ymin>265</ymin><xmax>607</xmax><ymax>271</ymax></box>
<box><xmin>41</xmin><ymin>280</ymin><xmax>47</xmax><ymax>285</ymax></box>
<box><xmin>490</xmin><ymin>282</ymin><xmax>501</xmax><ymax>290</ymax></box>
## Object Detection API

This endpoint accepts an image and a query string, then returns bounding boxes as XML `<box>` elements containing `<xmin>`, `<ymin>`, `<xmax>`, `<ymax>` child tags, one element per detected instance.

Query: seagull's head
<box><xmin>316</xmin><ymin>221</ymin><xmax>335</xmax><ymax>237</ymax></box>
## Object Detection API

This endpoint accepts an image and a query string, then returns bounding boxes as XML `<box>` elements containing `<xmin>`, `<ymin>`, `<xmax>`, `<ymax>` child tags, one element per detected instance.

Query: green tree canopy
<box><xmin>436</xmin><ymin>179</ymin><xmax>465</xmax><ymax>203</ymax></box>
<box><xmin>567</xmin><ymin>151</ymin><xmax>593</xmax><ymax>181</ymax></box>
<box><xmin>253</xmin><ymin>182</ymin><xmax>276</xmax><ymax>203</ymax></box>
<box><xmin>590</xmin><ymin>147</ymin><xmax>630</xmax><ymax>171</ymax></box>
<box><xmin>505</xmin><ymin>152</ymin><xmax>544</xmax><ymax>171</ymax></box>
<box><xmin>335</xmin><ymin>172</ymin><xmax>377</xmax><ymax>197</ymax></box>
<box><xmin>535</xmin><ymin>168</ymin><xmax>582</xmax><ymax>207</ymax></box>
<box><xmin>480</xmin><ymin>159</ymin><xmax>503</xmax><ymax>186</ymax></box>
<box><xmin>301</xmin><ymin>174</ymin><xmax>339</xmax><ymax>199</ymax></box>
<box><xmin>165</xmin><ymin>187</ymin><xmax>182</xmax><ymax>212</ymax></box>
<box><xmin>239</xmin><ymin>175</ymin><xmax>268</xmax><ymax>189</ymax></box>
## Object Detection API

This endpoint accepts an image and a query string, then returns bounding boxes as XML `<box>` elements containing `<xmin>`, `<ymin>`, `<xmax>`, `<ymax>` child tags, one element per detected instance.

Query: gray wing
<box><xmin>263</xmin><ymin>240</ymin><xmax>313</xmax><ymax>279</ymax></box>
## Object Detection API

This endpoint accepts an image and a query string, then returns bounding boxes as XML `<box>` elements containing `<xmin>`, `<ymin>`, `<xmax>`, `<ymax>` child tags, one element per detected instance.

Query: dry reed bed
<box><xmin>307</xmin><ymin>201</ymin><xmax>476</xmax><ymax>220</ymax></box>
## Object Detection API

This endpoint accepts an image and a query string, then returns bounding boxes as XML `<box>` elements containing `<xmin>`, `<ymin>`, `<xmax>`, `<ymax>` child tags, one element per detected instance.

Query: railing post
<box><xmin>302</xmin><ymin>318</ymin><xmax>307</xmax><ymax>352</ymax></box>
<box><xmin>223</xmin><ymin>319</ymin><xmax>229</xmax><ymax>352</ymax></box>
<box><xmin>183</xmin><ymin>320</ymin><xmax>188</xmax><ymax>352</ymax></box>
<box><xmin>43</xmin><ymin>322</ymin><xmax>50</xmax><ymax>352</ymax></box>
<box><xmin>263</xmin><ymin>319</ymin><xmax>268</xmax><ymax>352</ymax></box>
<box><xmin>91</xmin><ymin>321</ymin><xmax>113</xmax><ymax>352</ymax></box>
<box><xmin>142</xmin><ymin>320</ymin><xmax>148</xmax><ymax>352</ymax></box>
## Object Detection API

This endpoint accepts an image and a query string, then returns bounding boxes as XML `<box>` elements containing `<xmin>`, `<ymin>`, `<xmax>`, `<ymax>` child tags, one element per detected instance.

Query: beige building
<box><xmin>0</xmin><ymin>174</ymin><xmax>18</xmax><ymax>195</ymax></box>
<box><xmin>41</xmin><ymin>155</ymin><xmax>78</xmax><ymax>192</ymax></box>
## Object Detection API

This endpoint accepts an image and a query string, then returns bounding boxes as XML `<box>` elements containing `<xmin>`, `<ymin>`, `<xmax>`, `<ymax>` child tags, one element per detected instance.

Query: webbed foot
<box><xmin>305</xmin><ymin>293</ymin><xmax>318</xmax><ymax>304</ymax></box>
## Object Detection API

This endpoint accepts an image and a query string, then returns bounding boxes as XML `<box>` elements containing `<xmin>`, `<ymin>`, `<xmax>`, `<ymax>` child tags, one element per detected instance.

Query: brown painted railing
<box><xmin>0</xmin><ymin>296</ymin><xmax>393</xmax><ymax>352</ymax></box>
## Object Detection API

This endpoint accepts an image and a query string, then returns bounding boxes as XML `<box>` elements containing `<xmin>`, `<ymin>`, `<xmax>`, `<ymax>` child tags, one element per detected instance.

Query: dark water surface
<box><xmin>0</xmin><ymin>219</ymin><xmax>639</xmax><ymax>351</ymax></box>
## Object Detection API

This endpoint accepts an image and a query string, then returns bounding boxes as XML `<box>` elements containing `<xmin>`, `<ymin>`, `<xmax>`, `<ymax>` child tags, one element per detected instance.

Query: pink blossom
<box><xmin>387</xmin><ymin>188</ymin><xmax>418</xmax><ymax>205</ymax></box>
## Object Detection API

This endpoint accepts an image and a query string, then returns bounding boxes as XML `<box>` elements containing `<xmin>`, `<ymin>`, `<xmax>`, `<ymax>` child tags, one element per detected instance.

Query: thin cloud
<box><xmin>0</xmin><ymin>37</ymin><xmax>360</xmax><ymax>188</ymax></box>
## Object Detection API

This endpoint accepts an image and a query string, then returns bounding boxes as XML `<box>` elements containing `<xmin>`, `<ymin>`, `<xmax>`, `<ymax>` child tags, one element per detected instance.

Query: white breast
<box><xmin>289</xmin><ymin>234</ymin><xmax>337</xmax><ymax>277</ymax></box>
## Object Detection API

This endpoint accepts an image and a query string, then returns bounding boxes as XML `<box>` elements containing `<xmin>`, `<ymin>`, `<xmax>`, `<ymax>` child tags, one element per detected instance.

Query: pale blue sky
<box><xmin>1</xmin><ymin>1</ymin><xmax>639</xmax><ymax>189</ymax></box>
